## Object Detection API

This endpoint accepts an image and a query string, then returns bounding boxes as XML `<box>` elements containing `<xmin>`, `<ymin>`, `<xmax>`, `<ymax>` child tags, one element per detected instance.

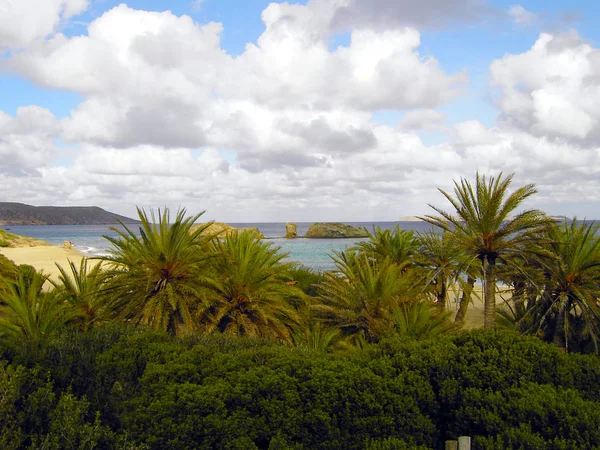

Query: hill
<box><xmin>0</xmin><ymin>202</ymin><xmax>140</xmax><ymax>225</ymax></box>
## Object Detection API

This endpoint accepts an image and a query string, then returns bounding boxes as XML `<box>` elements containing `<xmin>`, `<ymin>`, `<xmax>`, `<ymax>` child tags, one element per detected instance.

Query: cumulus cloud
<box><xmin>232</xmin><ymin>5</ymin><xmax>467</xmax><ymax>110</ymax></box>
<box><xmin>2</xmin><ymin>3</ymin><xmax>600</xmax><ymax>220</ymax></box>
<box><xmin>490</xmin><ymin>32</ymin><xmax>600</xmax><ymax>144</ymax></box>
<box><xmin>0</xmin><ymin>0</ymin><xmax>87</xmax><ymax>51</ymax></box>
<box><xmin>0</xmin><ymin>107</ymin><xmax>60</xmax><ymax>176</ymax></box>
<box><xmin>3</xmin><ymin>1</ymin><xmax>467</xmax><ymax>176</ymax></box>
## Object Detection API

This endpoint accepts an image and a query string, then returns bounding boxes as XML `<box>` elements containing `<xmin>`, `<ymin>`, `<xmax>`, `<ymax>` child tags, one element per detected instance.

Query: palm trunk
<box><xmin>553</xmin><ymin>296</ymin><xmax>568</xmax><ymax>352</ymax></box>
<box><xmin>483</xmin><ymin>257</ymin><xmax>496</xmax><ymax>329</ymax></box>
<box><xmin>437</xmin><ymin>275</ymin><xmax>447</xmax><ymax>311</ymax></box>
<box><xmin>512</xmin><ymin>280</ymin><xmax>525</xmax><ymax>309</ymax></box>
<box><xmin>455</xmin><ymin>276</ymin><xmax>475</xmax><ymax>324</ymax></box>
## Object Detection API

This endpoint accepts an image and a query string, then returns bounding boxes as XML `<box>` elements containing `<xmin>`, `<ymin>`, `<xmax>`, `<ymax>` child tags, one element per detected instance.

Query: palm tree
<box><xmin>353</xmin><ymin>226</ymin><xmax>417</xmax><ymax>267</ymax></box>
<box><xmin>391</xmin><ymin>301</ymin><xmax>455</xmax><ymax>341</ymax></box>
<box><xmin>415</xmin><ymin>230</ymin><xmax>461</xmax><ymax>310</ymax></box>
<box><xmin>100</xmin><ymin>208</ymin><xmax>214</xmax><ymax>336</ymax></box>
<box><xmin>313</xmin><ymin>250</ymin><xmax>421</xmax><ymax>343</ymax></box>
<box><xmin>291</xmin><ymin>319</ymin><xmax>345</xmax><ymax>352</ymax></box>
<box><xmin>52</xmin><ymin>258</ymin><xmax>110</xmax><ymax>331</ymax></box>
<box><xmin>454</xmin><ymin>275</ymin><xmax>477</xmax><ymax>325</ymax></box>
<box><xmin>531</xmin><ymin>219</ymin><xmax>600</xmax><ymax>352</ymax></box>
<box><xmin>0</xmin><ymin>254</ymin><xmax>18</xmax><ymax>295</ymax></box>
<box><xmin>197</xmin><ymin>231</ymin><xmax>302</xmax><ymax>344</ymax></box>
<box><xmin>0</xmin><ymin>269</ymin><xmax>79</xmax><ymax>352</ymax></box>
<box><xmin>422</xmin><ymin>172</ymin><xmax>552</xmax><ymax>328</ymax></box>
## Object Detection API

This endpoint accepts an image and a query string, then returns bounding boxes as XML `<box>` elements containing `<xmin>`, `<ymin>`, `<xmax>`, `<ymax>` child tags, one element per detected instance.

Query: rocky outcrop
<box><xmin>192</xmin><ymin>222</ymin><xmax>264</xmax><ymax>239</ymax></box>
<box><xmin>305</xmin><ymin>223</ymin><xmax>368</xmax><ymax>239</ymax></box>
<box><xmin>285</xmin><ymin>223</ymin><xmax>297</xmax><ymax>238</ymax></box>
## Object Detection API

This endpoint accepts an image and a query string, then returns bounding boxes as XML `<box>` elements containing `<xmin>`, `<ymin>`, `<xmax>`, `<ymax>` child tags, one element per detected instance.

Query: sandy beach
<box><xmin>1</xmin><ymin>246</ymin><xmax>85</xmax><ymax>280</ymax></box>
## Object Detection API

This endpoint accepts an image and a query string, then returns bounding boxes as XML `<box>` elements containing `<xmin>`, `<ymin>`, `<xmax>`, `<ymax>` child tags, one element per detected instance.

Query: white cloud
<box><xmin>2</xmin><ymin>4</ymin><xmax>600</xmax><ymax>220</ymax></box>
<box><xmin>454</xmin><ymin>120</ymin><xmax>493</xmax><ymax>145</ymax></box>
<box><xmin>0</xmin><ymin>107</ymin><xmax>60</xmax><ymax>176</ymax></box>
<box><xmin>0</xmin><ymin>0</ymin><xmax>87</xmax><ymax>51</ymax></box>
<box><xmin>508</xmin><ymin>5</ymin><xmax>537</xmax><ymax>26</ymax></box>
<box><xmin>490</xmin><ymin>32</ymin><xmax>600</xmax><ymax>143</ymax></box>
<box><xmin>397</xmin><ymin>109</ymin><xmax>447</xmax><ymax>131</ymax></box>
<box><xmin>229</xmin><ymin>10</ymin><xmax>467</xmax><ymax>110</ymax></box>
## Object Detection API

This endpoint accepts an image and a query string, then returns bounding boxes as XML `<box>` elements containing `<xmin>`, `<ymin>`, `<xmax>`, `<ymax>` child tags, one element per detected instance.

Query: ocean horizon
<box><xmin>2</xmin><ymin>221</ymin><xmax>434</xmax><ymax>271</ymax></box>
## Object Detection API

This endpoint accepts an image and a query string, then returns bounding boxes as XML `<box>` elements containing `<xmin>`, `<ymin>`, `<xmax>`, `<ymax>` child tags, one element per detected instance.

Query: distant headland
<box><xmin>396</xmin><ymin>216</ymin><xmax>425</xmax><ymax>222</ymax></box>
<box><xmin>0</xmin><ymin>202</ymin><xmax>140</xmax><ymax>226</ymax></box>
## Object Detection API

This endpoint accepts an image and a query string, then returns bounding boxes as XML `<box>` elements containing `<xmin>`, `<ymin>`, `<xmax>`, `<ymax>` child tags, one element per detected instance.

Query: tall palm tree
<box><xmin>52</xmin><ymin>258</ymin><xmax>110</xmax><ymax>331</ymax></box>
<box><xmin>0</xmin><ymin>269</ymin><xmax>79</xmax><ymax>351</ymax></box>
<box><xmin>422</xmin><ymin>172</ymin><xmax>552</xmax><ymax>328</ymax></box>
<box><xmin>100</xmin><ymin>208</ymin><xmax>214</xmax><ymax>336</ymax></box>
<box><xmin>197</xmin><ymin>231</ymin><xmax>302</xmax><ymax>344</ymax></box>
<box><xmin>313</xmin><ymin>250</ymin><xmax>421</xmax><ymax>343</ymax></box>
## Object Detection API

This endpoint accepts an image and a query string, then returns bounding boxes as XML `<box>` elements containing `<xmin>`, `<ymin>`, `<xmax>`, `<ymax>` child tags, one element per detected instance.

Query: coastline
<box><xmin>0</xmin><ymin>245</ymin><xmax>85</xmax><ymax>280</ymax></box>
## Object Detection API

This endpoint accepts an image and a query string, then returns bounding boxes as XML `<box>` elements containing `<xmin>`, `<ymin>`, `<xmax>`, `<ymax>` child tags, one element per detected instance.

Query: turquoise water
<box><xmin>2</xmin><ymin>222</ymin><xmax>432</xmax><ymax>271</ymax></box>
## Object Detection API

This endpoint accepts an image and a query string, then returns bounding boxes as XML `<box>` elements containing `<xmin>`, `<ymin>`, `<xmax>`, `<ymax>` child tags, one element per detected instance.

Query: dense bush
<box><xmin>1</xmin><ymin>326</ymin><xmax>600</xmax><ymax>449</ymax></box>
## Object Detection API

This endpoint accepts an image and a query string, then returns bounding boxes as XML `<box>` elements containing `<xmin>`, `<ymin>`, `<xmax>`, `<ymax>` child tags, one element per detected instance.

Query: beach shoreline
<box><xmin>0</xmin><ymin>245</ymin><xmax>85</xmax><ymax>280</ymax></box>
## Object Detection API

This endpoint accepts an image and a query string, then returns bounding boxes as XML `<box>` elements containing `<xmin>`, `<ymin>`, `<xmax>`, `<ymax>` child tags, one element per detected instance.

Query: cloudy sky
<box><xmin>1</xmin><ymin>0</ymin><xmax>599</xmax><ymax>221</ymax></box>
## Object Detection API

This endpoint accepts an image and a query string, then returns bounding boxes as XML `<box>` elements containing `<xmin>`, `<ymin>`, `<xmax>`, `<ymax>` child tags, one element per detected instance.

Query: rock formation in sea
<box><xmin>192</xmin><ymin>222</ymin><xmax>264</xmax><ymax>239</ymax></box>
<box><xmin>305</xmin><ymin>223</ymin><xmax>368</xmax><ymax>238</ymax></box>
<box><xmin>285</xmin><ymin>223</ymin><xmax>297</xmax><ymax>238</ymax></box>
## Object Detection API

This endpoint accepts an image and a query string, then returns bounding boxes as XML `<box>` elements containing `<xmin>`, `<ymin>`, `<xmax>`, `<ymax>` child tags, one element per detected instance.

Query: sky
<box><xmin>1</xmin><ymin>0</ymin><xmax>600</xmax><ymax>222</ymax></box>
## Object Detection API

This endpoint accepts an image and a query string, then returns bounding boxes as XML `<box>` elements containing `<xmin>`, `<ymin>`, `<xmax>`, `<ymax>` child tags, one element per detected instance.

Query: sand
<box><xmin>1</xmin><ymin>246</ymin><xmax>85</xmax><ymax>280</ymax></box>
<box><xmin>447</xmin><ymin>285</ymin><xmax>514</xmax><ymax>329</ymax></box>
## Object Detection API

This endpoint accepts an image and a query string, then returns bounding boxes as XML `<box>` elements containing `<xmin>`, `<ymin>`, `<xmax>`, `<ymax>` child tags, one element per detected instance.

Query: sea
<box><xmin>2</xmin><ymin>222</ymin><xmax>434</xmax><ymax>272</ymax></box>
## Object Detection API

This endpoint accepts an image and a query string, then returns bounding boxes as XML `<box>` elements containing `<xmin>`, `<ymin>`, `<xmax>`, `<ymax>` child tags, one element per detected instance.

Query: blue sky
<box><xmin>1</xmin><ymin>0</ymin><xmax>599</xmax><ymax>220</ymax></box>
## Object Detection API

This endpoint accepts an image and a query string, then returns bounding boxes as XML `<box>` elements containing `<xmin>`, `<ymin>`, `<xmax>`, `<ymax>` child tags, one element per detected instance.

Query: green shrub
<box><xmin>118</xmin><ymin>342</ymin><xmax>436</xmax><ymax>449</ymax></box>
<box><xmin>4</xmin><ymin>326</ymin><xmax>600</xmax><ymax>449</ymax></box>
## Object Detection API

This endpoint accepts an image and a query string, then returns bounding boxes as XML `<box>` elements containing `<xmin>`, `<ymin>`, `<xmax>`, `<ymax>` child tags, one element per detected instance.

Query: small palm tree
<box><xmin>100</xmin><ymin>208</ymin><xmax>214</xmax><ymax>336</ymax></box>
<box><xmin>52</xmin><ymin>258</ymin><xmax>110</xmax><ymax>331</ymax></box>
<box><xmin>313</xmin><ymin>251</ymin><xmax>421</xmax><ymax>343</ymax></box>
<box><xmin>391</xmin><ymin>301</ymin><xmax>455</xmax><ymax>341</ymax></box>
<box><xmin>197</xmin><ymin>231</ymin><xmax>302</xmax><ymax>344</ymax></box>
<box><xmin>532</xmin><ymin>219</ymin><xmax>600</xmax><ymax>352</ymax></box>
<box><xmin>354</xmin><ymin>226</ymin><xmax>417</xmax><ymax>267</ymax></box>
<box><xmin>422</xmin><ymin>172</ymin><xmax>552</xmax><ymax>328</ymax></box>
<box><xmin>415</xmin><ymin>230</ymin><xmax>461</xmax><ymax>310</ymax></box>
<box><xmin>291</xmin><ymin>320</ymin><xmax>345</xmax><ymax>352</ymax></box>
<box><xmin>0</xmin><ymin>269</ymin><xmax>79</xmax><ymax>352</ymax></box>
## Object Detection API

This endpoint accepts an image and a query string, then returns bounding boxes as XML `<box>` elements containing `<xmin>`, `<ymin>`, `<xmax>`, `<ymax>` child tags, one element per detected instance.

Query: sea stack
<box><xmin>305</xmin><ymin>223</ymin><xmax>368</xmax><ymax>238</ymax></box>
<box><xmin>285</xmin><ymin>223</ymin><xmax>297</xmax><ymax>238</ymax></box>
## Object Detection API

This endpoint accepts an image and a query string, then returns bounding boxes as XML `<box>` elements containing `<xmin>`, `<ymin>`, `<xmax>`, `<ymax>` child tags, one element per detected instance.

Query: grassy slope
<box><xmin>0</xmin><ymin>228</ymin><xmax>51</xmax><ymax>248</ymax></box>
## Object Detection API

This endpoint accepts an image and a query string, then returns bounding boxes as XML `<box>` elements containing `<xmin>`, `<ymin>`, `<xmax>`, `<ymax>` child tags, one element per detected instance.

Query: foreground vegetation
<box><xmin>1</xmin><ymin>327</ymin><xmax>600</xmax><ymax>449</ymax></box>
<box><xmin>1</xmin><ymin>172</ymin><xmax>600</xmax><ymax>448</ymax></box>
